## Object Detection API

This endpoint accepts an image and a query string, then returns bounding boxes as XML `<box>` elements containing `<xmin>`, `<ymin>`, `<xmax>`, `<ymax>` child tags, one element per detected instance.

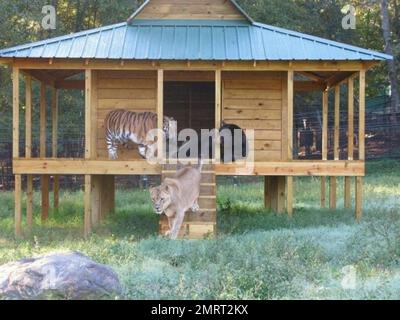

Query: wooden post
<box><xmin>40</xmin><ymin>83</ymin><xmax>49</xmax><ymax>222</ymax></box>
<box><xmin>329</xmin><ymin>85</ymin><xmax>340</xmax><ymax>210</ymax></box>
<box><xmin>355</xmin><ymin>70</ymin><xmax>366</xmax><ymax>219</ymax></box>
<box><xmin>359</xmin><ymin>70</ymin><xmax>366</xmax><ymax>161</ymax></box>
<box><xmin>321</xmin><ymin>177</ymin><xmax>326</xmax><ymax>208</ymax></box>
<box><xmin>264</xmin><ymin>176</ymin><xmax>286</xmax><ymax>213</ymax></box>
<box><xmin>345</xmin><ymin>77</ymin><xmax>354</xmax><ymax>209</ymax></box>
<box><xmin>322</xmin><ymin>90</ymin><xmax>329</xmax><ymax>161</ymax></box>
<box><xmin>84</xmin><ymin>175</ymin><xmax>92</xmax><ymax>237</ymax></box>
<box><xmin>286</xmin><ymin>70</ymin><xmax>294</xmax><ymax>216</ymax></box>
<box><xmin>13</xmin><ymin>67</ymin><xmax>22</xmax><ymax>237</ymax></box>
<box><xmin>334</xmin><ymin>85</ymin><xmax>340</xmax><ymax>161</ymax></box>
<box><xmin>215</xmin><ymin>69</ymin><xmax>222</xmax><ymax>162</ymax></box>
<box><xmin>157</xmin><ymin>69</ymin><xmax>164</xmax><ymax>161</ymax></box>
<box><xmin>355</xmin><ymin>176</ymin><xmax>362</xmax><ymax>220</ymax></box>
<box><xmin>84</xmin><ymin>70</ymin><xmax>93</xmax><ymax>235</ymax></box>
<box><xmin>329</xmin><ymin>177</ymin><xmax>337</xmax><ymax>210</ymax></box>
<box><xmin>15</xmin><ymin>175</ymin><xmax>22</xmax><ymax>237</ymax></box>
<box><xmin>25</xmin><ymin>75</ymin><xmax>33</xmax><ymax>228</ymax></box>
<box><xmin>101</xmin><ymin>176</ymin><xmax>115</xmax><ymax>218</ymax></box>
<box><xmin>52</xmin><ymin>88</ymin><xmax>59</xmax><ymax>210</ymax></box>
<box><xmin>321</xmin><ymin>90</ymin><xmax>328</xmax><ymax>208</ymax></box>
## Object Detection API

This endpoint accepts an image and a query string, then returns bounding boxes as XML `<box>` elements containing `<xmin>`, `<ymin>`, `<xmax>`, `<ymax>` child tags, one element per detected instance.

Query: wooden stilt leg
<box><xmin>41</xmin><ymin>175</ymin><xmax>49</xmax><ymax>222</ymax></box>
<box><xmin>53</xmin><ymin>176</ymin><xmax>59</xmax><ymax>210</ymax></box>
<box><xmin>27</xmin><ymin>175</ymin><xmax>33</xmax><ymax>229</ymax></box>
<box><xmin>84</xmin><ymin>175</ymin><xmax>92</xmax><ymax>237</ymax></box>
<box><xmin>264</xmin><ymin>177</ymin><xmax>272</xmax><ymax>210</ymax></box>
<box><xmin>329</xmin><ymin>177</ymin><xmax>337</xmax><ymax>210</ymax></box>
<box><xmin>286</xmin><ymin>176</ymin><xmax>293</xmax><ymax>217</ymax></box>
<box><xmin>321</xmin><ymin>177</ymin><xmax>326</xmax><ymax>208</ymax></box>
<box><xmin>15</xmin><ymin>175</ymin><xmax>22</xmax><ymax>237</ymax></box>
<box><xmin>264</xmin><ymin>176</ymin><xmax>286</xmax><ymax>213</ymax></box>
<box><xmin>101</xmin><ymin>176</ymin><xmax>115</xmax><ymax>219</ymax></box>
<box><xmin>355</xmin><ymin>177</ymin><xmax>363</xmax><ymax>220</ymax></box>
<box><xmin>344</xmin><ymin>176</ymin><xmax>351</xmax><ymax>209</ymax></box>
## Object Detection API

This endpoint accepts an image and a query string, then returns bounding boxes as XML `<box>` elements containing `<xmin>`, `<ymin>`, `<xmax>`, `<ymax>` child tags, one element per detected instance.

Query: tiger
<box><xmin>104</xmin><ymin>110</ymin><xmax>177</xmax><ymax>160</ymax></box>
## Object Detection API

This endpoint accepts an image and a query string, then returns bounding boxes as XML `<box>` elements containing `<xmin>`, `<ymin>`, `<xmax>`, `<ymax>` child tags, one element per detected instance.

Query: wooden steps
<box><xmin>160</xmin><ymin>163</ymin><xmax>217</xmax><ymax>239</ymax></box>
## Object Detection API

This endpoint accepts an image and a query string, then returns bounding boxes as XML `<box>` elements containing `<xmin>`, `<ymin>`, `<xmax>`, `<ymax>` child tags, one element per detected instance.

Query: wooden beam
<box><xmin>12</xmin><ymin>67</ymin><xmax>20</xmax><ymax>159</ymax></box>
<box><xmin>344</xmin><ymin>177</ymin><xmax>352</xmax><ymax>209</ymax></box>
<box><xmin>40</xmin><ymin>83</ymin><xmax>47</xmax><ymax>158</ymax></box>
<box><xmin>264</xmin><ymin>176</ymin><xmax>286</xmax><ymax>213</ymax></box>
<box><xmin>25</xmin><ymin>75</ymin><xmax>32</xmax><ymax>158</ymax></box>
<box><xmin>15</xmin><ymin>175</ymin><xmax>22</xmax><ymax>237</ymax></box>
<box><xmin>297</xmin><ymin>71</ymin><xmax>325</xmax><ymax>82</ymax></box>
<box><xmin>55</xmin><ymin>79</ymin><xmax>85</xmax><ymax>90</ymax></box>
<box><xmin>85</xmin><ymin>70</ymin><xmax>92</xmax><ymax>159</ymax></box>
<box><xmin>329</xmin><ymin>177</ymin><xmax>337</xmax><ymax>210</ymax></box>
<box><xmin>355</xmin><ymin>177</ymin><xmax>363</xmax><ymax>219</ymax></box>
<box><xmin>287</xmin><ymin>70</ymin><xmax>294</xmax><ymax>160</ymax></box>
<box><xmin>25</xmin><ymin>75</ymin><xmax>33</xmax><ymax>229</ymax></box>
<box><xmin>326</xmin><ymin>72</ymin><xmax>355</xmax><ymax>88</ymax></box>
<box><xmin>13</xmin><ymin>59</ymin><xmax>375</xmax><ymax>72</ymax></box>
<box><xmin>345</xmin><ymin>77</ymin><xmax>354</xmax><ymax>209</ymax></box>
<box><xmin>25</xmin><ymin>69</ymin><xmax>56</xmax><ymax>88</ymax></box>
<box><xmin>334</xmin><ymin>85</ymin><xmax>340</xmax><ymax>160</ymax></box>
<box><xmin>294</xmin><ymin>81</ymin><xmax>326</xmax><ymax>92</ymax></box>
<box><xmin>321</xmin><ymin>177</ymin><xmax>326</xmax><ymax>208</ymax></box>
<box><xmin>286</xmin><ymin>176</ymin><xmax>293</xmax><ymax>217</ymax></box>
<box><xmin>52</xmin><ymin>88</ymin><xmax>59</xmax><ymax>210</ymax></box>
<box><xmin>41</xmin><ymin>175</ymin><xmax>49</xmax><ymax>222</ymax></box>
<box><xmin>359</xmin><ymin>70</ymin><xmax>366</xmax><ymax>161</ymax></box>
<box><xmin>40</xmin><ymin>82</ymin><xmax>49</xmax><ymax>222</ymax></box>
<box><xmin>157</xmin><ymin>69</ymin><xmax>164</xmax><ymax>161</ymax></box>
<box><xmin>13</xmin><ymin>159</ymin><xmax>365</xmax><ymax>176</ymax></box>
<box><xmin>215</xmin><ymin>69</ymin><xmax>222</xmax><ymax>162</ymax></box>
<box><xmin>84</xmin><ymin>175</ymin><xmax>92</xmax><ymax>237</ymax></box>
<box><xmin>322</xmin><ymin>90</ymin><xmax>328</xmax><ymax>161</ymax></box>
<box><xmin>348</xmin><ymin>78</ymin><xmax>354</xmax><ymax>160</ymax></box>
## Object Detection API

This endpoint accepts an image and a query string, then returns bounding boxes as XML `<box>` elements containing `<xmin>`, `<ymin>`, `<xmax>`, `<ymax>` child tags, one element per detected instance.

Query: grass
<box><xmin>0</xmin><ymin>160</ymin><xmax>400</xmax><ymax>299</ymax></box>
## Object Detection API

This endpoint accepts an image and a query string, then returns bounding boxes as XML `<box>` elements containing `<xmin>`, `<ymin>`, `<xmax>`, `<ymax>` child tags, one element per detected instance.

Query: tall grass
<box><xmin>0</xmin><ymin>160</ymin><xmax>399</xmax><ymax>299</ymax></box>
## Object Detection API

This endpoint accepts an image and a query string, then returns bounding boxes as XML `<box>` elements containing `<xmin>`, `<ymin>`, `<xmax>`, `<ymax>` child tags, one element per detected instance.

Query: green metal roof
<box><xmin>0</xmin><ymin>19</ymin><xmax>392</xmax><ymax>61</ymax></box>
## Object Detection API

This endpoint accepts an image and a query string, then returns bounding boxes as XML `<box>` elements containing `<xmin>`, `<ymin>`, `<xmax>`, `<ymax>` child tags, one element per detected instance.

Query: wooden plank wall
<box><xmin>135</xmin><ymin>0</ymin><xmax>246</xmax><ymax>20</ymax></box>
<box><xmin>96</xmin><ymin>70</ymin><xmax>157</xmax><ymax>160</ymax></box>
<box><xmin>222</xmin><ymin>72</ymin><xmax>284</xmax><ymax>161</ymax></box>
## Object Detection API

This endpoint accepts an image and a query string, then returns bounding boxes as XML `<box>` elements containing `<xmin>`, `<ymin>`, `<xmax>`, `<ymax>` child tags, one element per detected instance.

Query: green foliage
<box><xmin>0</xmin><ymin>160</ymin><xmax>400</xmax><ymax>299</ymax></box>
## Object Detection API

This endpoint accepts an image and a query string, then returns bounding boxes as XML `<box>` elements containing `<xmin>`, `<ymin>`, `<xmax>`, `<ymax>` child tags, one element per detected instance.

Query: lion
<box><xmin>150</xmin><ymin>162</ymin><xmax>203</xmax><ymax>239</ymax></box>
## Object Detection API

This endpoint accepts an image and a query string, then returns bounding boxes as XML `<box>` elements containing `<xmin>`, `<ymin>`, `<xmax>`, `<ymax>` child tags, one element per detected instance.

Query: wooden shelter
<box><xmin>0</xmin><ymin>0</ymin><xmax>392</xmax><ymax>238</ymax></box>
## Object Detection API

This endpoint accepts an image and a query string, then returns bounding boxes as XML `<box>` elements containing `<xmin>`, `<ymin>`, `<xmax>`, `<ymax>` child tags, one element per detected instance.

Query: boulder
<box><xmin>0</xmin><ymin>251</ymin><xmax>121</xmax><ymax>300</ymax></box>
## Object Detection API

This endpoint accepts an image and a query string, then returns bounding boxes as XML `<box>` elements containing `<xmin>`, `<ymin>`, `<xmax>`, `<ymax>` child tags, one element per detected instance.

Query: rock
<box><xmin>0</xmin><ymin>251</ymin><xmax>121</xmax><ymax>300</ymax></box>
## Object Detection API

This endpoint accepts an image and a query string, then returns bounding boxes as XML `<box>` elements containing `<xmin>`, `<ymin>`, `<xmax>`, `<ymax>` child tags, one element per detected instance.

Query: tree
<box><xmin>381</xmin><ymin>0</ymin><xmax>400</xmax><ymax>123</ymax></box>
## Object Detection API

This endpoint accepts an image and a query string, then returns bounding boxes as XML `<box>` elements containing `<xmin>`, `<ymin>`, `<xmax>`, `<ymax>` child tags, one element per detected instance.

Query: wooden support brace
<box><xmin>355</xmin><ymin>177</ymin><xmax>363</xmax><ymax>220</ymax></box>
<box><xmin>84</xmin><ymin>175</ymin><xmax>92</xmax><ymax>237</ymax></box>
<box><xmin>157</xmin><ymin>69</ymin><xmax>164</xmax><ymax>161</ymax></box>
<box><xmin>15</xmin><ymin>175</ymin><xmax>22</xmax><ymax>237</ymax></box>
<box><xmin>27</xmin><ymin>175</ymin><xmax>33</xmax><ymax>229</ymax></box>
<box><xmin>334</xmin><ymin>85</ymin><xmax>340</xmax><ymax>160</ymax></box>
<box><xmin>286</xmin><ymin>176</ymin><xmax>294</xmax><ymax>217</ymax></box>
<box><xmin>41</xmin><ymin>175</ymin><xmax>50</xmax><ymax>222</ymax></box>
<box><xmin>321</xmin><ymin>177</ymin><xmax>326</xmax><ymax>208</ymax></box>
<box><xmin>329</xmin><ymin>177</ymin><xmax>337</xmax><ymax>210</ymax></box>
<box><xmin>264</xmin><ymin>176</ymin><xmax>286</xmax><ymax>214</ymax></box>
<box><xmin>215</xmin><ymin>69</ymin><xmax>222</xmax><ymax>162</ymax></box>
<box><xmin>52</xmin><ymin>88</ymin><xmax>59</xmax><ymax>210</ymax></box>
<box><xmin>344</xmin><ymin>176</ymin><xmax>351</xmax><ymax>209</ymax></box>
<box><xmin>25</xmin><ymin>75</ymin><xmax>33</xmax><ymax>229</ymax></box>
